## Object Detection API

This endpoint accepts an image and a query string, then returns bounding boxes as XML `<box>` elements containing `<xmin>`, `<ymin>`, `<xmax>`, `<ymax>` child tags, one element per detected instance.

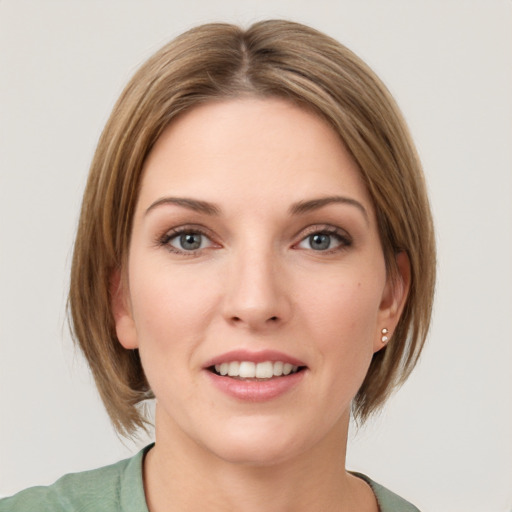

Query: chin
<box><xmin>199</xmin><ymin>417</ymin><xmax>322</xmax><ymax>468</ymax></box>
<box><xmin>213</xmin><ymin>440</ymin><xmax>302</xmax><ymax>468</ymax></box>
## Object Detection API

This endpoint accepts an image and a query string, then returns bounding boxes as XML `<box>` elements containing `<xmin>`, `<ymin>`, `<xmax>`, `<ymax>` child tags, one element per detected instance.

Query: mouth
<box><xmin>208</xmin><ymin>361</ymin><xmax>306</xmax><ymax>380</ymax></box>
<box><xmin>204</xmin><ymin>351</ymin><xmax>307</xmax><ymax>401</ymax></box>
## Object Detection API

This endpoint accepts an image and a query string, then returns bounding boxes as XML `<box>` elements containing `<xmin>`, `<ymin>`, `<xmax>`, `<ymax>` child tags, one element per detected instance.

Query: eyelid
<box><xmin>295</xmin><ymin>224</ymin><xmax>352</xmax><ymax>240</ymax></box>
<box><xmin>155</xmin><ymin>223</ymin><xmax>352</xmax><ymax>255</ymax></box>
<box><xmin>157</xmin><ymin>224</ymin><xmax>220</xmax><ymax>255</ymax></box>
<box><xmin>293</xmin><ymin>224</ymin><xmax>353</xmax><ymax>251</ymax></box>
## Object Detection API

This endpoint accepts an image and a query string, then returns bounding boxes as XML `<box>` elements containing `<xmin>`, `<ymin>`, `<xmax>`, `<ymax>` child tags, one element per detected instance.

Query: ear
<box><xmin>374</xmin><ymin>251</ymin><xmax>411</xmax><ymax>353</ymax></box>
<box><xmin>110</xmin><ymin>269</ymin><xmax>139</xmax><ymax>349</ymax></box>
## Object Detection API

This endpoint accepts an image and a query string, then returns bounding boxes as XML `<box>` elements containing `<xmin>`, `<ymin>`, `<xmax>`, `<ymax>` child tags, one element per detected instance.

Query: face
<box><xmin>114</xmin><ymin>97</ymin><xmax>405</xmax><ymax>466</ymax></box>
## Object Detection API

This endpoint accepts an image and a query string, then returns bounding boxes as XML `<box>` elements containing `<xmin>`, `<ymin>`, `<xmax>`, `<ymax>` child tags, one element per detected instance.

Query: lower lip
<box><xmin>205</xmin><ymin>369</ymin><xmax>306</xmax><ymax>402</ymax></box>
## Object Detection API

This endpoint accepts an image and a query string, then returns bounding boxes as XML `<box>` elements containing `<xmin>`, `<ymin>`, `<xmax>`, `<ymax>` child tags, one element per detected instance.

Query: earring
<box><xmin>381</xmin><ymin>328</ymin><xmax>389</xmax><ymax>344</ymax></box>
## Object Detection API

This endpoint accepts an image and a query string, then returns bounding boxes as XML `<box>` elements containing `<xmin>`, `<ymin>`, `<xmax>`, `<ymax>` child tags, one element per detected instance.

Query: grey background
<box><xmin>1</xmin><ymin>1</ymin><xmax>511</xmax><ymax>510</ymax></box>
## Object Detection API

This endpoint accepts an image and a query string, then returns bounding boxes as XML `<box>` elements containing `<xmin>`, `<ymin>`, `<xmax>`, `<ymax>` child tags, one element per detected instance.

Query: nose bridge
<box><xmin>223</xmin><ymin>238</ymin><xmax>290</xmax><ymax>328</ymax></box>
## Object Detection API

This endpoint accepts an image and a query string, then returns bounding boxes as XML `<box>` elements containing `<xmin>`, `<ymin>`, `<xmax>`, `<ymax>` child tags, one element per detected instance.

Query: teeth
<box><xmin>213</xmin><ymin>361</ymin><xmax>300</xmax><ymax>379</ymax></box>
<box><xmin>273</xmin><ymin>361</ymin><xmax>283</xmax><ymax>376</ymax></box>
<box><xmin>239</xmin><ymin>361</ymin><xmax>256</xmax><ymax>378</ymax></box>
<box><xmin>227</xmin><ymin>361</ymin><xmax>240</xmax><ymax>376</ymax></box>
<box><xmin>255</xmin><ymin>361</ymin><xmax>273</xmax><ymax>379</ymax></box>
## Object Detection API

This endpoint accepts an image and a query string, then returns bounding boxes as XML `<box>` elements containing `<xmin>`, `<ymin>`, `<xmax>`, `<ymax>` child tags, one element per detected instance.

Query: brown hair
<box><xmin>69</xmin><ymin>20</ymin><xmax>436</xmax><ymax>436</ymax></box>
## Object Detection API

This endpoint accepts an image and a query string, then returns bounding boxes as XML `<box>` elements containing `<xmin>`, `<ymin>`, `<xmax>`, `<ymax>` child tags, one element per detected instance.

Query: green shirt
<box><xmin>0</xmin><ymin>445</ymin><xmax>420</xmax><ymax>511</ymax></box>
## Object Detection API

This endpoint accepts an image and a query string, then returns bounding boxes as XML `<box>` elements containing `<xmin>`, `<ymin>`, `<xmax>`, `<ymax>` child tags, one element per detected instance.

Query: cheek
<box><xmin>300</xmin><ymin>271</ymin><xmax>383</xmax><ymax>334</ymax></box>
<box><xmin>297</xmin><ymin>271</ymin><xmax>384</xmax><ymax>375</ymax></box>
<box><xmin>127</xmin><ymin>263</ymin><xmax>216</xmax><ymax>383</ymax></box>
<box><xmin>130</xmin><ymin>261</ymin><xmax>213</xmax><ymax>335</ymax></box>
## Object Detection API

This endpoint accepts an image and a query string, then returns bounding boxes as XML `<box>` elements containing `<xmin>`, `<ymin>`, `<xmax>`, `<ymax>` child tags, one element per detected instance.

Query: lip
<box><xmin>203</xmin><ymin>349</ymin><xmax>307</xmax><ymax>402</ymax></box>
<box><xmin>205</xmin><ymin>368</ymin><xmax>306</xmax><ymax>402</ymax></box>
<box><xmin>203</xmin><ymin>349</ymin><xmax>306</xmax><ymax>368</ymax></box>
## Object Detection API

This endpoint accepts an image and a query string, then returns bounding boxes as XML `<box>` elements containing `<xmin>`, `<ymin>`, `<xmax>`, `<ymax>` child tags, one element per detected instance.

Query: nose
<box><xmin>221</xmin><ymin>247</ymin><xmax>292</xmax><ymax>331</ymax></box>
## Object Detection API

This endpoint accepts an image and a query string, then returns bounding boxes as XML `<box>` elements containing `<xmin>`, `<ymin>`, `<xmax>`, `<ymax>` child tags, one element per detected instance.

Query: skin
<box><xmin>113</xmin><ymin>97</ymin><xmax>409</xmax><ymax>511</ymax></box>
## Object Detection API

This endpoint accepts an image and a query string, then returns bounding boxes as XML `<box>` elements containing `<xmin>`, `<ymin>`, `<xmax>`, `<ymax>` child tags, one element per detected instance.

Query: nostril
<box><xmin>228</xmin><ymin>314</ymin><xmax>281</xmax><ymax>326</ymax></box>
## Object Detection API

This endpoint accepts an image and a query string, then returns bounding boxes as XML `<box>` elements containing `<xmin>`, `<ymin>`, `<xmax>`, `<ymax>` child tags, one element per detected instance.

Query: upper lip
<box><xmin>203</xmin><ymin>349</ymin><xmax>307</xmax><ymax>369</ymax></box>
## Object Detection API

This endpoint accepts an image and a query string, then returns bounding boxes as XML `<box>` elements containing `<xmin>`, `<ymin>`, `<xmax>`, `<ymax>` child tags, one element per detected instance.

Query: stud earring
<box><xmin>381</xmin><ymin>328</ymin><xmax>389</xmax><ymax>344</ymax></box>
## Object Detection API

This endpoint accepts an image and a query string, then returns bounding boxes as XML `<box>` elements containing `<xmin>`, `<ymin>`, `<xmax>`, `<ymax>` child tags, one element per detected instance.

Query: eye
<box><xmin>296</xmin><ymin>228</ymin><xmax>351</xmax><ymax>252</ymax></box>
<box><xmin>162</xmin><ymin>229</ymin><xmax>214</xmax><ymax>254</ymax></box>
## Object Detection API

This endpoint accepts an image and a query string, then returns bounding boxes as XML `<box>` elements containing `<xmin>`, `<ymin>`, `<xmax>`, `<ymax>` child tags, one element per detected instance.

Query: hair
<box><xmin>69</xmin><ymin>19</ymin><xmax>436</xmax><ymax>436</ymax></box>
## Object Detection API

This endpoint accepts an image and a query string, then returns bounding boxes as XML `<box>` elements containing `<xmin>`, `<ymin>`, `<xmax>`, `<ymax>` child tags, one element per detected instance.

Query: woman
<box><xmin>0</xmin><ymin>20</ymin><xmax>435</xmax><ymax>511</ymax></box>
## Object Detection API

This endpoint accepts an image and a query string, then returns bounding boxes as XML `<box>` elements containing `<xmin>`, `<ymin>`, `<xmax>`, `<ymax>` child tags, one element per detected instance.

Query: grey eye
<box><xmin>308</xmin><ymin>233</ymin><xmax>333</xmax><ymax>251</ymax></box>
<box><xmin>180</xmin><ymin>233</ymin><xmax>202</xmax><ymax>250</ymax></box>
<box><xmin>169</xmin><ymin>232</ymin><xmax>209</xmax><ymax>251</ymax></box>
<box><xmin>297</xmin><ymin>230</ymin><xmax>349</xmax><ymax>252</ymax></box>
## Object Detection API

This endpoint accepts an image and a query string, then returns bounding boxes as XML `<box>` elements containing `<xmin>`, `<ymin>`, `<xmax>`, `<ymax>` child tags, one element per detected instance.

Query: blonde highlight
<box><xmin>69</xmin><ymin>20</ymin><xmax>435</xmax><ymax>435</ymax></box>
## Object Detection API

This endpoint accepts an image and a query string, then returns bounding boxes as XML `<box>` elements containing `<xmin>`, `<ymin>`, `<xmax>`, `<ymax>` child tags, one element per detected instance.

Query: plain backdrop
<box><xmin>1</xmin><ymin>1</ymin><xmax>511</xmax><ymax>511</ymax></box>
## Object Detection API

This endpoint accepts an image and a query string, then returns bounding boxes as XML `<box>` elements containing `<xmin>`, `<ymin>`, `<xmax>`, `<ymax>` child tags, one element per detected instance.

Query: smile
<box><xmin>211</xmin><ymin>361</ymin><xmax>302</xmax><ymax>379</ymax></box>
<box><xmin>204</xmin><ymin>350</ymin><xmax>307</xmax><ymax>399</ymax></box>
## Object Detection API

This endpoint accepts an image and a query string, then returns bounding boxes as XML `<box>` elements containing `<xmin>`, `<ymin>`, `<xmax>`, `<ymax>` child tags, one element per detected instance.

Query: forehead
<box><xmin>138</xmin><ymin>97</ymin><xmax>372</xmax><ymax>213</ymax></box>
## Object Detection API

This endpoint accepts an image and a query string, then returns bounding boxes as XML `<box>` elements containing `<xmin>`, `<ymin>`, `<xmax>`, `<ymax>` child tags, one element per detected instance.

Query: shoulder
<box><xmin>351</xmin><ymin>472</ymin><xmax>421</xmax><ymax>512</ymax></box>
<box><xmin>0</xmin><ymin>445</ymin><xmax>151</xmax><ymax>512</ymax></box>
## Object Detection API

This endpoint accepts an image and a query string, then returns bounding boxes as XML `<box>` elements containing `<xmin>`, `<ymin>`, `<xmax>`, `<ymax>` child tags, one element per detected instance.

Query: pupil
<box><xmin>180</xmin><ymin>233</ymin><xmax>201</xmax><ymax>250</ymax></box>
<box><xmin>310</xmin><ymin>234</ymin><xmax>330</xmax><ymax>250</ymax></box>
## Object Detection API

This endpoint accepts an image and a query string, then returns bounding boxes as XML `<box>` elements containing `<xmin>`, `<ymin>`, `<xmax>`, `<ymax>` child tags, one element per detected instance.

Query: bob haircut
<box><xmin>69</xmin><ymin>20</ymin><xmax>436</xmax><ymax>436</ymax></box>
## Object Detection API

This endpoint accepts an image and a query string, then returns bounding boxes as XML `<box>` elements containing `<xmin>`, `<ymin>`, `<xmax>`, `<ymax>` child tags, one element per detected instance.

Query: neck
<box><xmin>143</xmin><ymin>407</ymin><xmax>377</xmax><ymax>512</ymax></box>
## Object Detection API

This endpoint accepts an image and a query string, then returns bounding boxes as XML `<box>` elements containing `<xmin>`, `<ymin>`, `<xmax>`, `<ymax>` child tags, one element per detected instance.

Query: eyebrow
<box><xmin>145</xmin><ymin>195</ymin><xmax>369</xmax><ymax>223</ymax></box>
<box><xmin>145</xmin><ymin>197</ymin><xmax>221</xmax><ymax>216</ymax></box>
<box><xmin>289</xmin><ymin>196</ymin><xmax>369</xmax><ymax>224</ymax></box>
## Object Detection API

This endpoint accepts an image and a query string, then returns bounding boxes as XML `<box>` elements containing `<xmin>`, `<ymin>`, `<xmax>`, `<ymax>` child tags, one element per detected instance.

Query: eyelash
<box><xmin>157</xmin><ymin>225</ymin><xmax>215</xmax><ymax>256</ymax></box>
<box><xmin>157</xmin><ymin>224</ymin><xmax>352</xmax><ymax>256</ymax></box>
<box><xmin>294</xmin><ymin>225</ymin><xmax>353</xmax><ymax>254</ymax></box>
